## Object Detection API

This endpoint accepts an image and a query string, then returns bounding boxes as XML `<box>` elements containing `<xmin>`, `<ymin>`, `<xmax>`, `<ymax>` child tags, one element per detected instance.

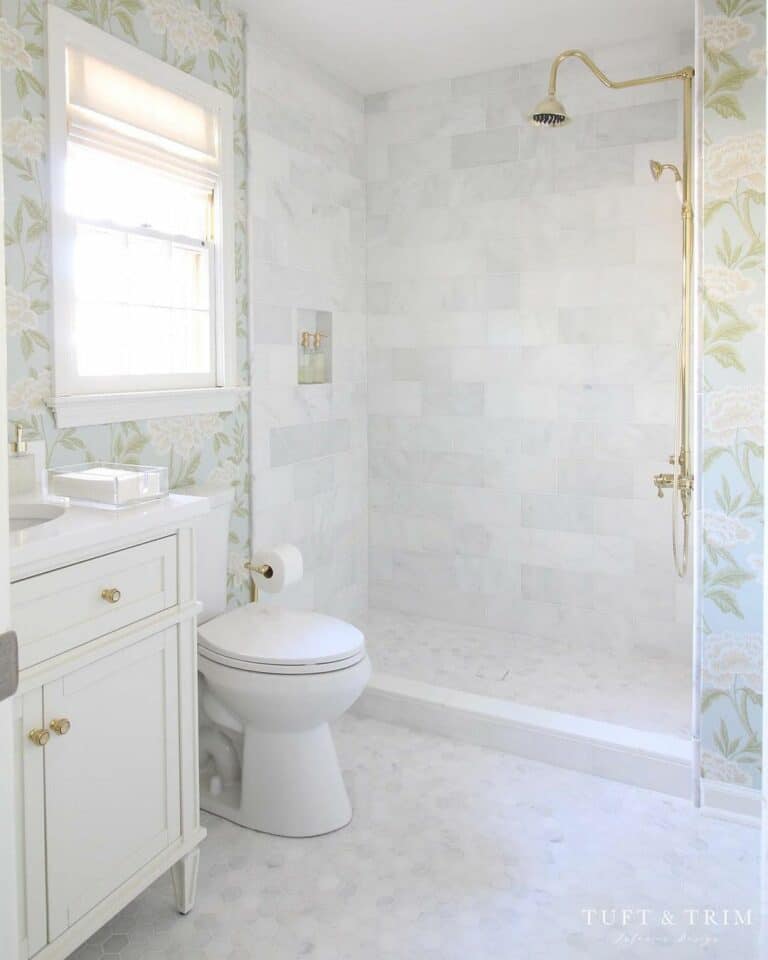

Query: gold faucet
<box><xmin>10</xmin><ymin>423</ymin><xmax>27</xmax><ymax>453</ymax></box>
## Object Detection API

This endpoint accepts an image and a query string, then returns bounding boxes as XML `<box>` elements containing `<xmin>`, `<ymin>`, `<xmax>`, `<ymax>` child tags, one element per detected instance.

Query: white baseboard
<box><xmin>700</xmin><ymin>780</ymin><xmax>761</xmax><ymax>826</ymax></box>
<box><xmin>354</xmin><ymin>672</ymin><xmax>693</xmax><ymax>799</ymax></box>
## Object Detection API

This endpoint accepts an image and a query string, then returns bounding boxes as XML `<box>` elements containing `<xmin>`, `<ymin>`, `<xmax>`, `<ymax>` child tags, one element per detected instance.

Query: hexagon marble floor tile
<box><xmin>362</xmin><ymin>609</ymin><xmax>691</xmax><ymax>737</ymax></box>
<box><xmin>69</xmin><ymin>715</ymin><xmax>760</xmax><ymax>960</ymax></box>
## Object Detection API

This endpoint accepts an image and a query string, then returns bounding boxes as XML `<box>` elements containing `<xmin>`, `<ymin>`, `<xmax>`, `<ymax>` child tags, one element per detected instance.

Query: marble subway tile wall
<box><xmin>247</xmin><ymin>24</ymin><xmax>368</xmax><ymax>618</ymax></box>
<box><xmin>367</xmin><ymin>31</ymin><xmax>694</xmax><ymax>658</ymax></box>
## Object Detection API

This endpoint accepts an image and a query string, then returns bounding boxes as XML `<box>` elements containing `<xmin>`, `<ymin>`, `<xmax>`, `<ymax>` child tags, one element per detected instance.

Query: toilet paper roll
<box><xmin>249</xmin><ymin>544</ymin><xmax>303</xmax><ymax>594</ymax></box>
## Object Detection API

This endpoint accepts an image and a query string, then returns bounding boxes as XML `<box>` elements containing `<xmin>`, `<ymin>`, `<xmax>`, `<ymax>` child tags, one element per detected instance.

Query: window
<box><xmin>48</xmin><ymin>8</ymin><xmax>237</xmax><ymax>426</ymax></box>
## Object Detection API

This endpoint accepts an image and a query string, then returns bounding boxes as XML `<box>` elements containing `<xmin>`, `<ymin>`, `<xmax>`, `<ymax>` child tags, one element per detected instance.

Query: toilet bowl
<box><xmin>180</xmin><ymin>484</ymin><xmax>370</xmax><ymax>838</ymax></box>
<box><xmin>198</xmin><ymin>603</ymin><xmax>370</xmax><ymax>837</ymax></box>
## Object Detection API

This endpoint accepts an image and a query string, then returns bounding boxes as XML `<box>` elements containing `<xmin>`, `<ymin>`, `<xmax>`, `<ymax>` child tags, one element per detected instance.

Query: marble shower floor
<box><xmin>361</xmin><ymin>609</ymin><xmax>692</xmax><ymax>738</ymax></box>
<box><xmin>70</xmin><ymin>714</ymin><xmax>759</xmax><ymax>960</ymax></box>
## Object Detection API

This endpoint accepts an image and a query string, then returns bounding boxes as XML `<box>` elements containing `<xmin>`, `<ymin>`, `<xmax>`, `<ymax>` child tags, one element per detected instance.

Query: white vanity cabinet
<box><xmin>10</xmin><ymin>500</ymin><xmax>208</xmax><ymax>960</ymax></box>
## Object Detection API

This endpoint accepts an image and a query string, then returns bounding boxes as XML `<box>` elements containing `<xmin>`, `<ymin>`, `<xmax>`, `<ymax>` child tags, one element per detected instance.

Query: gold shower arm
<box><xmin>547</xmin><ymin>49</ymin><xmax>692</xmax><ymax>96</ymax></box>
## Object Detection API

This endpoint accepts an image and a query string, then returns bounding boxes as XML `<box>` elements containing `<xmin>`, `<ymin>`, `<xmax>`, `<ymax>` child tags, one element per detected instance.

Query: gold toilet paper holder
<box><xmin>244</xmin><ymin>561</ymin><xmax>274</xmax><ymax>603</ymax></box>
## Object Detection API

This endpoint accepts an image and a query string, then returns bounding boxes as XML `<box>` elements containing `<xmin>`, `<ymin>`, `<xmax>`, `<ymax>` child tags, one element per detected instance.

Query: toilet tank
<box><xmin>178</xmin><ymin>484</ymin><xmax>235</xmax><ymax>623</ymax></box>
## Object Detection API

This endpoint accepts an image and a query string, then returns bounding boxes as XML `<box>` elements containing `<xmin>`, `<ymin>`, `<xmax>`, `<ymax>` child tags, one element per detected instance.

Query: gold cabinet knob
<box><xmin>28</xmin><ymin>728</ymin><xmax>50</xmax><ymax>747</ymax></box>
<box><xmin>49</xmin><ymin>718</ymin><xmax>71</xmax><ymax>736</ymax></box>
<box><xmin>101</xmin><ymin>587</ymin><xmax>122</xmax><ymax>604</ymax></box>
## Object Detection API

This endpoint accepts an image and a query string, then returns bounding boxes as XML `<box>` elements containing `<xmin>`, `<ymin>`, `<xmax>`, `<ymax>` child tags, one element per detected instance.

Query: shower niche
<box><xmin>297</xmin><ymin>308</ymin><xmax>332</xmax><ymax>385</ymax></box>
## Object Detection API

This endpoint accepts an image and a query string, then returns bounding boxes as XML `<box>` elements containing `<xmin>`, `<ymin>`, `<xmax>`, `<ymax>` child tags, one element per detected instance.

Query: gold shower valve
<box><xmin>653</xmin><ymin>472</ymin><xmax>693</xmax><ymax>498</ymax></box>
<box><xmin>653</xmin><ymin>473</ymin><xmax>674</xmax><ymax>498</ymax></box>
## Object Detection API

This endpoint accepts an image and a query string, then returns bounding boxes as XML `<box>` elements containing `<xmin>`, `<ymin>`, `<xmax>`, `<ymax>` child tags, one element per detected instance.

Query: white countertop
<box><xmin>10</xmin><ymin>492</ymin><xmax>210</xmax><ymax>580</ymax></box>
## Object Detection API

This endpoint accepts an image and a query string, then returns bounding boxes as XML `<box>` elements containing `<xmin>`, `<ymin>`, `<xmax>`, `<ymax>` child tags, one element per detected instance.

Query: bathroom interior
<box><xmin>0</xmin><ymin>0</ymin><xmax>765</xmax><ymax>957</ymax></box>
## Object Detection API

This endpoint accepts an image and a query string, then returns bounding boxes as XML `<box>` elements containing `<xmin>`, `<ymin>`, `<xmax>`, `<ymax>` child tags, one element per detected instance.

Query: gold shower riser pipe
<box><xmin>545</xmin><ymin>49</ymin><xmax>694</xmax><ymax>577</ymax></box>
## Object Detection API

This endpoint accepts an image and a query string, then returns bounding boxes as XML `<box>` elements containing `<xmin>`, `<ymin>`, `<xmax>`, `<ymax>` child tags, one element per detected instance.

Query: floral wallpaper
<box><xmin>700</xmin><ymin>0</ymin><xmax>765</xmax><ymax>789</ymax></box>
<box><xmin>0</xmin><ymin>0</ymin><xmax>251</xmax><ymax>604</ymax></box>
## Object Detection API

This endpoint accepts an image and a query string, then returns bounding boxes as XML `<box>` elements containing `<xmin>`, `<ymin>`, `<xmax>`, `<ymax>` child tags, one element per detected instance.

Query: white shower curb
<box><xmin>354</xmin><ymin>672</ymin><xmax>761</xmax><ymax>824</ymax></box>
<box><xmin>354</xmin><ymin>671</ymin><xmax>693</xmax><ymax>799</ymax></box>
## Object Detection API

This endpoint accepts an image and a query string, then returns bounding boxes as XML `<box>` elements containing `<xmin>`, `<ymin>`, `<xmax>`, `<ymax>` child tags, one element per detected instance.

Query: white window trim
<box><xmin>47</xmin><ymin>6</ymin><xmax>238</xmax><ymax>428</ymax></box>
<box><xmin>48</xmin><ymin>387</ymin><xmax>246</xmax><ymax>428</ymax></box>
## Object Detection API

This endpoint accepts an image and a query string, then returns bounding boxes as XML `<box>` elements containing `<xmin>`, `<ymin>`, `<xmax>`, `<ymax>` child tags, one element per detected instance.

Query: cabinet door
<box><xmin>16</xmin><ymin>687</ymin><xmax>47</xmax><ymax>957</ymax></box>
<box><xmin>44</xmin><ymin>628</ymin><xmax>181</xmax><ymax>939</ymax></box>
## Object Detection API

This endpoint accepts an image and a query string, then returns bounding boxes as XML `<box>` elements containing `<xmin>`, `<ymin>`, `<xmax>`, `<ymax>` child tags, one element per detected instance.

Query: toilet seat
<box><xmin>198</xmin><ymin>604</ymin><xmax>366</xmax><ymax>676</ymax></box>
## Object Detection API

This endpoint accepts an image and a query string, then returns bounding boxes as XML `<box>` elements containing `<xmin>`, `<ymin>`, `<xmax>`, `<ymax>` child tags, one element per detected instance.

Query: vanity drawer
<box><xmin>12</xmin><ymin>536</ymin><xmax>178</xmax><ymax>669</ymax></box>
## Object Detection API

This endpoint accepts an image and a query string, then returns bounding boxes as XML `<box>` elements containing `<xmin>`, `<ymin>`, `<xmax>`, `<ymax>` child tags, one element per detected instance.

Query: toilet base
<box><xmin>201</xmin><ymin>723</ymin><xmax>352</xmax><ymax>837</ymax></box>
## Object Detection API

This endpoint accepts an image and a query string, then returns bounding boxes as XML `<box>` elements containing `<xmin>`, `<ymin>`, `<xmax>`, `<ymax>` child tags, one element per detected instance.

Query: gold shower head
<box><xmin>528</xmin><ymin>94</ymin><xmax>570</xmax><ymax>127</ymax></box>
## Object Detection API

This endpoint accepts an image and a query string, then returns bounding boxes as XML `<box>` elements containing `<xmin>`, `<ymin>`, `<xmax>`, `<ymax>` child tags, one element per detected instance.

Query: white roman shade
<box><xmin>66</xmin><ymin>48</ymin><xmax>219</xmax><ymax>166</ymax></box>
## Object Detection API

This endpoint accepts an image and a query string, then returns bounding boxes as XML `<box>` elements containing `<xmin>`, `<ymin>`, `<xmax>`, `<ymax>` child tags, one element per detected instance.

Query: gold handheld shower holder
<box><xmin>650</xmin><ymin>159</ymin><xmax>682</xmax><ymax>184</ymax></box>
<box><xmin>531</xmin><ymin>50</ymin><xmax>695</xmax><ymax>577</ymax></box>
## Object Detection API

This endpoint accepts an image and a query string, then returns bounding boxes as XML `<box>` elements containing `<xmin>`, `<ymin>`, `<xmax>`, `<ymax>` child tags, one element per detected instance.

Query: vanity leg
<box><xmin>171</xmin><ymin>848</ymin><xmax>200</xmax><ymax>915</ymax></box>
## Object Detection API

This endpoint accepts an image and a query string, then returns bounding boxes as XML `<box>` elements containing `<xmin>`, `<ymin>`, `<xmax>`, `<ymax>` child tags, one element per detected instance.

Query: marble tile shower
<box><xmin>366</xmin><ymin>32</ymin><xmax>695</xmax><ymax>693</ymax></box>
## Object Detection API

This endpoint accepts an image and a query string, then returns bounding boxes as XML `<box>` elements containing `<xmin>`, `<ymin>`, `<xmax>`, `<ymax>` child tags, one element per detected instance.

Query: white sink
<box><xmin>10</xmin><ymin>503</ymin><xmax>67</xmax><ymax>532</ymax></box>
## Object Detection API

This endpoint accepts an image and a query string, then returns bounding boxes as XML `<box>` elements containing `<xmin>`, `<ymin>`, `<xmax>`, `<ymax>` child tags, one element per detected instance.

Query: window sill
<box><xmin>48</xmin><ymin>387</ymin><xmax>245</xmax><ymax>428</ymax></box>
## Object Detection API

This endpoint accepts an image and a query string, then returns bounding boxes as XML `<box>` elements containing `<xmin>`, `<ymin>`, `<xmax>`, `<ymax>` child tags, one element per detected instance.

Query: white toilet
<box><xmin>186</xmin><ymin>486</ymin><xmax>371</xmax><ymax>838</ymax></box>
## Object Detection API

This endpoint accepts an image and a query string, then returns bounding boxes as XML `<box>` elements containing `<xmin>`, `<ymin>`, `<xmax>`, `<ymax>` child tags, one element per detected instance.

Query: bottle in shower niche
<box><xmin>298</xmin><ymin>331</ymin><xmax>313</xmax><ymax>384</ymax></box>
<box><xmin>310</xmin><ymin>332</ymin><xmax>328</xmax><ymax>383</ymax></box>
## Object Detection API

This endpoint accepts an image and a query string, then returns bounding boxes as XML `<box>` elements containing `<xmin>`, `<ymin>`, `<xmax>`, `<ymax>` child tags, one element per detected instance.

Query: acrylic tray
<box><xmin>46</xmin><ymin>462</ymin><xmax>169</xmax><ymax>508</ymax></box>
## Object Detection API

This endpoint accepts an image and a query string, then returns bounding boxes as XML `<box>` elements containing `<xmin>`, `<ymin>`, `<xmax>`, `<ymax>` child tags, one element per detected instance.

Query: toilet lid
<box><xmin>198</xmin><ymin>604</ymin><xmax>366</xmax><ymax>669</ymax></box>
